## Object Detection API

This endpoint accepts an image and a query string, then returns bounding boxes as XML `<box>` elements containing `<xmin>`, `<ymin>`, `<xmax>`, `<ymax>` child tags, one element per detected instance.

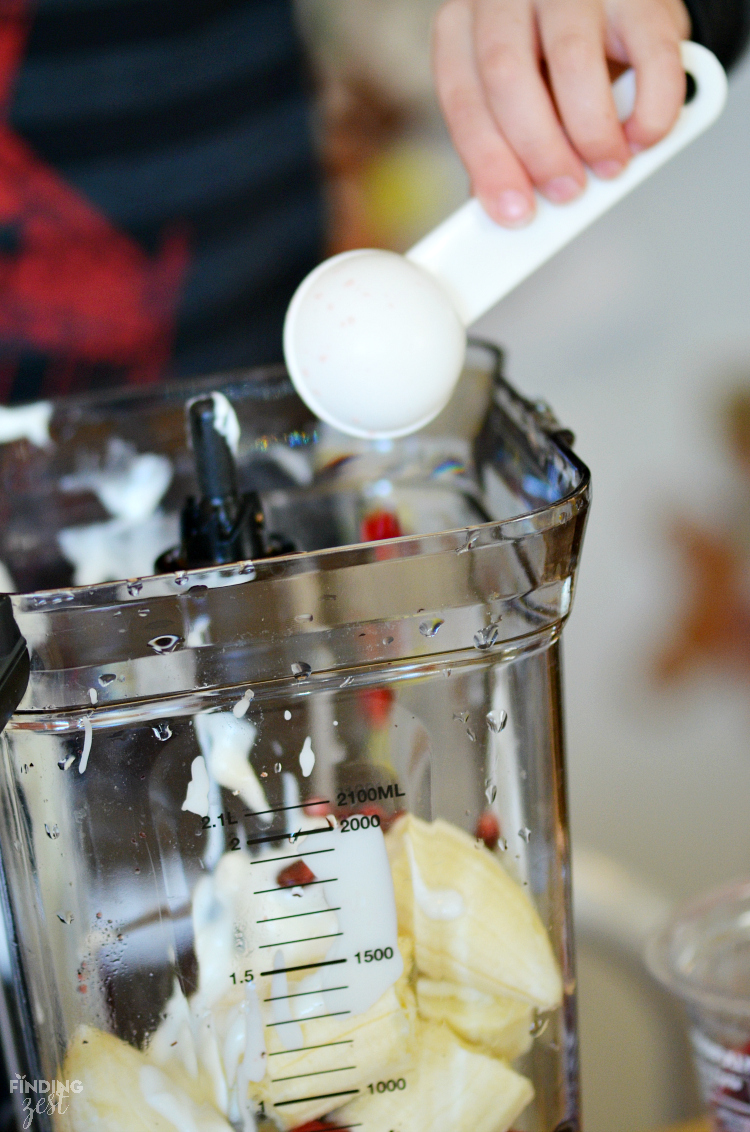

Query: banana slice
<box><xmin>59</xmin><ymin>1025</ymin><xmax>231</xmax><ymax>1132</ymax></box>
<box><xmin>332</xmin><ymin>1020</ymin><xmax>533</xmax><ymax>1132</ymax></box>
<box><xmin>249</xmin><ymin>984</ymin><xmax>414</xmax><ymax>1130</ymax></box>
<box><xmin>386</xmin><ymin>815</ymin><xmax>562</xmax><ymax>1010</ymax></box>
<box><xmin>415</xmin><ymin>978</ymin><xmax>532</xmax><ymax>1060</ymax></box>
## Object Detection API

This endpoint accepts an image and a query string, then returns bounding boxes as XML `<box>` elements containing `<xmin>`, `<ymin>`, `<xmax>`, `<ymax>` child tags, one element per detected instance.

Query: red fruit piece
<box><xmin>360</xmin><ymin>686</ymin><xmax>393</xmax><ymax>728</ymax></box>
<box><xmin>290</xmin><ymin>1122</ymin><xmax>341</xmax><ymax>1131</ymax></box>
<box><xmin>361</xmin><ymin>510</ymin><xmax>402</xmax><ymax>542</ymax></box>
<box><xmin>303</xmin><ymin>796</ymin><xmax>332</xmax><ymax>817</ymax></box>
<box><xmin>475</xmin><ymin>810</ymin><xmax>501</xmax><ymax>850</ymax></box>
<box><xmin>277</xmin><ymin>859</ymin><xmax>316</xmax><ymax>888</ymax></box>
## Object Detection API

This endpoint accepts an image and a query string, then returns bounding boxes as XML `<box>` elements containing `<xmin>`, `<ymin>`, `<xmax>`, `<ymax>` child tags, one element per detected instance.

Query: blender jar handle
<box><xmin>406</xmin><ymin>41</ymin><xmax>727</xmax><ymax>326</ymax></box>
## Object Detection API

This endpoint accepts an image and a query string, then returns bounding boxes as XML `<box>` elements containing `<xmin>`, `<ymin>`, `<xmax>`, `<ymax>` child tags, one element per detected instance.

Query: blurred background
<box><xmin>294</xmin><ymin>3</ymin><xmax>750</xmax><ymax>1129</ymax></box>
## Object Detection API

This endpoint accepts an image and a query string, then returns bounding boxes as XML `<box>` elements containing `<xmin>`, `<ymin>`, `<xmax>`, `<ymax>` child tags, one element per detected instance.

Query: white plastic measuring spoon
<box><xmin>284</xmin><ymin>42</ymin><xmax>727</xmax><ymax>440</ymax></box>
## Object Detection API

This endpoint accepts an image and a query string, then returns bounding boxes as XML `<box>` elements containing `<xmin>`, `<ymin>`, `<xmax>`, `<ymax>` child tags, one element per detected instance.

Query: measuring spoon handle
<box><xmin>406</xmin><ymin>41</ymin><xmax>727</xmax><ymax>327</ymax></box>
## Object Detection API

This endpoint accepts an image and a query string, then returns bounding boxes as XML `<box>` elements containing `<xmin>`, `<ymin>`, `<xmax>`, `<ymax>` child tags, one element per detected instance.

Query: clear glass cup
<box><xmin>0</xmin><ymin>344</ymin><xmax>589</xmax><ymax>1132</ymax></box>
<box><xmin>647</xmin><ymin>880</ymin><xmax>750</xmax><ymax>1131</ymax></box>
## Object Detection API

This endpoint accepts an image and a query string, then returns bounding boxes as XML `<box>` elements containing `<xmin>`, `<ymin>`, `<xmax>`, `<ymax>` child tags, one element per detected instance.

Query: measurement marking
<box><xmin>247</xmin><ymin>824</ymin><xmax>334</xmax><ymax>849</ymax></box>
<box><xmin>268</xmin><ymin>1040</ymin><xmax>353</xmax><ymax>1057</ymax></box>
<box><xmin>250</xmin><ymin>848</ymin><xmax>334</xmax><ymax>867</ymax></box>
<box><xmin>265</xmin><ymin>986</ymin><xmax>347</xmax><ymax>1004</ymax></box>
<box><xmin>275</xmin><ymin>1089</ymin><xmax>359</xmax><ymax>1107</ymax></box>
<box><xmin>245</xmin><ymin>800</ymin><xmax>330</xmax><ymax>819</ymax></box>
<box><xmin>259</xmin><ymin>932</ymin><xmax>342</xmax><ymax>949</ymax></box>
<box><xmin>258</xmin><ymin>907</ymin><xmax>341</xmax><ymax>924</ymax></box>
<box><xmin>267</xmin><ymin>1011</ymin><xmax>350</xmax><ymax>1026</ymax></box>
<box><xmin>254</xmin><ymin>878</ymin><xmax>336</xmax><ymax>896</ymax></box>
<box><xmin>271</xmin><ymin>1065</ymin><xmax>357</xmax><ymax>1084</ymax></box>
<box><xmin>260</xmin><ymin>957</ymin><xmax>347</xmax><ymax>978</ymax></box>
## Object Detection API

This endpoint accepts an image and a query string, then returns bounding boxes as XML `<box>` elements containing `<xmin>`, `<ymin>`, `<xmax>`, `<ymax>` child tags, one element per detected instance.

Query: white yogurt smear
<box><xmin>0</xmin><ymin>402</ymin><xmax>52</xmax><ymax>448</ymax></box>
<box><xmin>182</xmin><ymin>755</ymin><xmax>211</xmax><ymax>817</ymax></box>
<box><xmin>194</xmin><ymin>712</ymin><xmax>270</xmax><ymax>822</ymax></box>
<box><xmin>58</xmin><ymin>510</ymin><xmax>179</xmax><ymax>586</ymax></box>
<box><xmin>406</xmin><ymin>833</ymin><xmax>464</xmax><ymax>920</ymax></box>
<box><xmin>78</xmin><ymin>717</ymin><xmax>93</xmax><ymax>775</ymax></box>
<box><xmin>298</xmin><ymin>735</ymin><xmax>315</xmax><ymax>778</ymax></box>
<box><xmin>187</xmin><ymin>392</ymin><xmax>240</xmax><ymax>456</ymax></box>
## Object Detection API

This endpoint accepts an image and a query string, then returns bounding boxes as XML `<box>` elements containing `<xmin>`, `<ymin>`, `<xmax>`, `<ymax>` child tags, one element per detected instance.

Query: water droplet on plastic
<box><xmin>473</xmin><ymin>623</ymin><xmax>500</xmax><ymax>650</ymax></box>
<box><xmin>341</xmin><ymin>676</ymin><xmax>353</xmax><ymax>687</ymax></box>
<box><xmin>382</xmin><ymin>636</ymin><xmax>394</xmax><ymax>645</ymax></box>
<box><xmin>137</xmin><ymin>608</ymin><xmax>149</xmax><ymax>618</ymax></box>
<box><xmin>452</xmin><ymin>711</ymin><xmax>469</xmax><ymax>724</ymax></box>
<box><xmin>519</xmin><ymin>827</ymin><xmax>531</xmax><ymax>842</ymax></box>
<box><xmin>529</xmin><ymin>1013</ymin><xmax>549</xmax><ymax>1037</ymax></box>
<box><xmin>152</xmin><ymin>723</ymin><xmax>172</xmax><ymax>742</ymax></box>
<box><xmin>57</xmin><ymin>912</ymin><xmax>74</xmax><ymax>925</ymax></box>
<box><xmin>291</xmin><ymin>661</ymin><xmax>311</xmax><ymax>680</ymax></box>
<box><xmin>294</xmin><ymin>613</ymin><xmax>313</xmax><ymax>623</ymax></box>
<box><xmin>486</xmin><ymin>709</ymin><xmax>508</xmax><ymax>733</ymax></box>
<box><xmin>457</xmin><ymin>534</ymin><xmax>479</xmax><ymax>555</ymax></box>
<box><xmin>45</xmin><ymin>823</ymin><xmax>60</xmax><ymax>840</ymax></box>
<box><xmin>148</xmin><ymin>635</ymin><xmax>181</xmax><ymax>654</ymax></box>
<box><xmin>443</xmin><ymin>668</ymin><xmax>451</xmax><ymax>678</ymax></box>
<box><xmin>98</xmin><ymin>673</ymin><xmax>116</xmax><ymax>687</ymax></box>
<box><xmin>466</xmin><ymin>727</ymin><xmax>477</xmax><ymax>742</ymax></box>
<box><xmin>126</xmin><ymin>579</ymin><xmax>143</xmax><ymax>596</ymax></box>
<box><xmin>484</xmin><ymin>780</ymin><xmax>497</xmax><ymax>804</ymax></box>
<box><xmin>174</xmin><ymin>571</ymin><xmax>189</xmax><ymax>586</ymax></box>
<box><xmin>284</xmin><ymin>710</ymin><xmax>292</xmax><ymax>721</ymax></box>
<box><xmin>419</xmin><ymin>618</ymin><xmax>444</xmax><ymax>638</ymax></box>
<box><xmin>274</xmin><ymin>762</ymin><xmax>282</xmax><ymax>773</ymax></box>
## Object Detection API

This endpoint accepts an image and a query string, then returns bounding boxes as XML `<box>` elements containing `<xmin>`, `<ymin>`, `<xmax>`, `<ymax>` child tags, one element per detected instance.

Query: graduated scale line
<box><xmin>244</xmin><ymin>800</ymin><xmax>331</xmax><ymax>818</ymax></box>
<box><xmin>264</xmin><ymin>986</ymin><xmax>347</xmax><ymax>1004</ymax></box>
<box><xmin>251</xmin><ymin>848</ymin><xmax>334</xmax><ymax>867</ymax></box>
<box><xmin>275</xmin><ymin>1089</ymin><xmax>359</xmax><ymax>1107</ymax></box>
<box><xmin>259</xmin><ymin>932</ymin><xmax>342</xmax><ymax>949</ymax></box>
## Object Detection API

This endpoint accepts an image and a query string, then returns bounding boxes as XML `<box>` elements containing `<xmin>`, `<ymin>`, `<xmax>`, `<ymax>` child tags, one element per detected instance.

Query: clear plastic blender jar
<box><xmin>0</xmin><ymin>343</ymin><xmax>588</xmax><ymax>1132</ymax></box>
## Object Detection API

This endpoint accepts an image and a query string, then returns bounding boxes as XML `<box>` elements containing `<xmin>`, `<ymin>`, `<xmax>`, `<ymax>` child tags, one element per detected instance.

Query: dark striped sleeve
<box><xmin>9</xmin><ymin>0</ymin><xmax>325</xmax><ymax>383</ymax></box>
<box><xmin>684</xmin><ymin>0</ymin><xmax>750</xmax><ymax>68</ymax></box>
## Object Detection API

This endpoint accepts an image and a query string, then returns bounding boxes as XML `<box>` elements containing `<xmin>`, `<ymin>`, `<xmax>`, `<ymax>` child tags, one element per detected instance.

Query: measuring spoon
<box><xmin>284</xmin><ymin>42</ymin><xmax>727</xmax><ymax>440</ymax></box>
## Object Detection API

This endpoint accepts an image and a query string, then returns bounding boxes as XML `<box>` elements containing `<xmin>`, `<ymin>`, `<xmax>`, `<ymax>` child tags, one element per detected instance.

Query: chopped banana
<box><xmin>415</xmin><ymin>978</ymin><xmax>532</xmax><ymax>1059</ymax></box>
<box><xmin>249</xmin><ymin>984</ymin><xmax>414</xmax><ymax>1130</ymax></box>
<box><xmin>59</xmin><ymin>1025</ymin><xmax>232</xmax><ymax>1132</ymax></box>
<box><xmin>386</xmin><ymin>814</ymin><xmax>562</xmax><ymax>1009</ymax></box>
<box><xmin>332</xmin><ymin>1020</ymin><xmax>533</xmax><ymax>1132</ymax></box>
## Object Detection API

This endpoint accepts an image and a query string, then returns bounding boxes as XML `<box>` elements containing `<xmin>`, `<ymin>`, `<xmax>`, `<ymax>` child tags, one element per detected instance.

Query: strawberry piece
<box><xmin>277</xmin><ymin>859</ymin><xmax>316</xmax><ymax>888</ymax></box>
<box><xmin>475</xmin><ymin>810</ymin><xmax>501</xmax><ymax>850</ymax></box>
<box><xmin>361</xmin><ymin>510</ymin><xmax>402</xmax><ymax>542</ymax></box>
<box><xmin>290</xmin><ymin>1122</ymin><xmax>340</xmax><ymax>1132</ymax></box>
<box><xmin>360</xmin><ymin>686</ymin><xmax>393</xmax><ymax>728</ymax></box>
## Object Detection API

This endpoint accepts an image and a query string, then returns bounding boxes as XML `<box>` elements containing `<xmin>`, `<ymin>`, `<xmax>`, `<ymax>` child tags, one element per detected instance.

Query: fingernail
<box><xmin>592</xmin><ymin>159</ymin><xmax>625</xmax><ymax>179</ymax></box>
<box><xmin>542</xmin><ymin>176</ymin><xmax>582</xmax><ymax>204</ymax></box>
<box><xmin>496</xmin><ymin>190</ymin><xmax>533</xmax><ymax>226</ymax></box>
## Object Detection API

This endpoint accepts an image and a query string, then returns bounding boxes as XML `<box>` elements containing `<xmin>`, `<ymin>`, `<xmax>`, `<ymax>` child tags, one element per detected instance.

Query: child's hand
<box><xmin>433</xmin><ymin>0</ymin><xmax>691</xmax><ymax>226</ymax></box>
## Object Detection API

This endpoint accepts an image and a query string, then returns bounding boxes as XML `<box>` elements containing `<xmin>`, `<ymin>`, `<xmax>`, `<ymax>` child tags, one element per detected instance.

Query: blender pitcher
<box><xmin>0</xmin><ymin>342</ymin><xmax>588</xmax><ymax>1132</ymax></box>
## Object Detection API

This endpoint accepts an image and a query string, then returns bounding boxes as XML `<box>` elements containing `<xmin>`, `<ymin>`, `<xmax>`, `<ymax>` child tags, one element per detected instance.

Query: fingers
<box><xmin>433</xmin><ymin>0</ymin><xmax>538</xmax><ymax>225</ymax></box>
<box><xmin>608</xmin><ymin>0</ymin><xmax>689</xmax><ymax>151</ymax></box>
<box><xmin>538</xmin><ymin>0</ymin><xmax>632</xmax><ymax>177</ymax></box>
<box><xmin>473</xmin><ymin>0</ymin><xmax>587</xmax><ymax>201</ymax></box>
<box><xmin>432</xmin><ymin>0</ymin><xmax>691</xmax><ymax>229</ymax></box>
